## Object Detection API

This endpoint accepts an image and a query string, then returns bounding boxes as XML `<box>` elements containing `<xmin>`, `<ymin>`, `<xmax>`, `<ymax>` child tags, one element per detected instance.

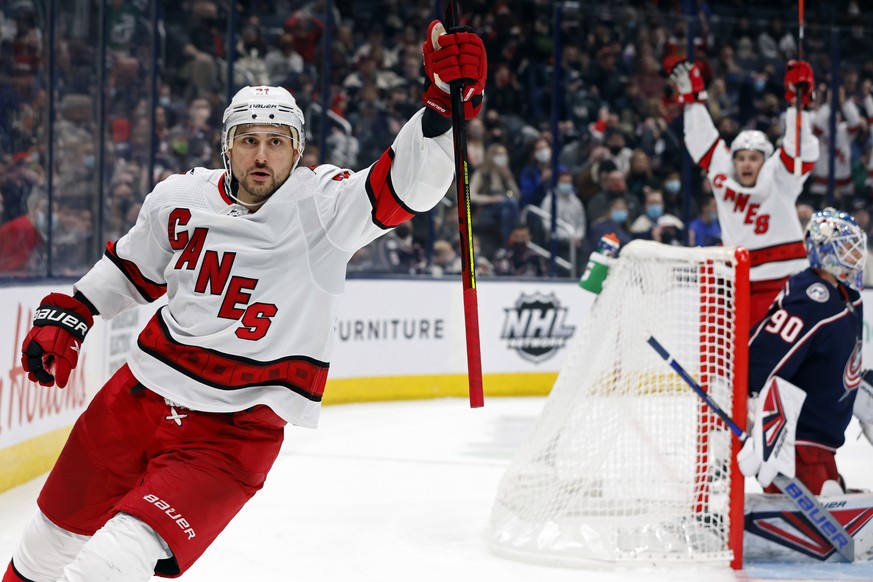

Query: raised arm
<box><xmin>671</xmin><ymin>62</ymin><xmax>732</xmax><ymax>176</ymax></box>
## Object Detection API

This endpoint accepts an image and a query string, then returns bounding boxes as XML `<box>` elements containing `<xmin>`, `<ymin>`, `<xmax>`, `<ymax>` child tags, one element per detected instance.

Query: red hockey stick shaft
<box><xmin>444</xmin><ymin>0</ymin><xmax>483</xmax><ymax>408</ymax></box>
<box><xmin>794</xmin><ymin>0</ymin><xmax>804</xmax><ymax>177</ymax></box>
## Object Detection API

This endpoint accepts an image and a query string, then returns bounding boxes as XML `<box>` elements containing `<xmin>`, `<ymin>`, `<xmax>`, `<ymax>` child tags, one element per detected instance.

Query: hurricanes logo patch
<box><xmin>500</xmin><ymin>292</ymin><xmax>575</xmax><ymax>363</ymax></box>
<box><xmin>806</xmin><ymin>282</ymin><xmax>829</xmax><ymax>303</ymax></box>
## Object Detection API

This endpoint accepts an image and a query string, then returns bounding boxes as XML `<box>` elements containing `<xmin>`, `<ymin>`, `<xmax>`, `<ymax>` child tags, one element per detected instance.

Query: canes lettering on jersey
<box><xmin>713</xmin><ymin>174</ymin><xmax>769</xmax><ymax>234</ymax></box>
<box><xmin>168</xmin><ymin>207</ymin><xmax>276</xmax><ymax>341</ymax></box>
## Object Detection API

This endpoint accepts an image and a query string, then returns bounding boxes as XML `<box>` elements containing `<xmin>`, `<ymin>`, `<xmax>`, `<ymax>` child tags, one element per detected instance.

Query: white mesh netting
<box><xmin>490</xmin><ymin>241</ymin><xmax>747</xmax><ymax>567</ymax></box>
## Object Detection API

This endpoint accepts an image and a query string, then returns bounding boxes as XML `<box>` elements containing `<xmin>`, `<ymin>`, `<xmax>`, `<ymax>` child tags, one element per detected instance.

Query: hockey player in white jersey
<box><xmin>809</xmin><ymin>84</ymin><xmax>861</xmax><ymax>201</ymax></box>
<box><xmin>672</xmin><ymin>60</ymin><xmax>820</xmax><ymax>327</ymax></box>
<box><xmin>3</xmin><ymin>20</ymin><xmax>487</xmax><ymax>582</ymax></box>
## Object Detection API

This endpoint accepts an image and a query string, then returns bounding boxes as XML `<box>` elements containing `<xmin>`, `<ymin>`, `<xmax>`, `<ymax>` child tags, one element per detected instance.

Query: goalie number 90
<box><xmin>763</xmin><ymin>309</ymin><xmax>804</xmax><ymax>343</ymax></box>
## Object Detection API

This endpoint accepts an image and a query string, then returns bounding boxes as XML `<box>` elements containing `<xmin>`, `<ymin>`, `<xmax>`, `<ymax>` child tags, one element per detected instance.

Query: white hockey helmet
<box><xmin>805</xmin><ymin>207</ymin><xmax>867</xmax><ymax>290</ymax></box>
<box><xmin>221</xmin><ymin>85</ymin><xmax>305</xmax><ymax>157</ymax></box>
<box><xmin>730</xmin><ymin>129</ymin><xmax>773</xmax><ymax>159</ymax></box>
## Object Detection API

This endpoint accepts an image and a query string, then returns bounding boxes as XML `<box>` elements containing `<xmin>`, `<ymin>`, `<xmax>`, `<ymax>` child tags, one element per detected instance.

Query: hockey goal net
<box><xmin>490</xmin><ymin>241</ymin><xmax>750</xmax><ymax>569</ymax></box>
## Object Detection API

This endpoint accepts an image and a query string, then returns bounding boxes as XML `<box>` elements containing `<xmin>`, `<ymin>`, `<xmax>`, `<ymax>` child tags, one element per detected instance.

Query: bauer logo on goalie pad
<box><xmin>745</xmin><ymin>493</ymin><xmax>873</xmax><ymax>561</ymax></box>
<box><xmin>500</xmin><ymin>292</ymin><xmax>575</xmax><ymax>363</ymax></box>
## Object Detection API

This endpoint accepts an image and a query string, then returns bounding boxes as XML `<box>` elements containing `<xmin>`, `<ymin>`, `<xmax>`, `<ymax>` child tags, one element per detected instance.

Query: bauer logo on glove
<box><xmin>33</xmin><ymin>306</ymin><xmax>91</xmax><ymax>340</ymax></box>
<box><xmin>21</xmin><ymin>293</ymin><xmax>94</xmax><ymax>388</ymax></box>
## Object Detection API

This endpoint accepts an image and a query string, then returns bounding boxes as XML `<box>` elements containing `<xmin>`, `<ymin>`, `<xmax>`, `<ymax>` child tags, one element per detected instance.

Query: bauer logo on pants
<box><xmin>500</xmin><ymin>292</ymin><xmax>575</xmax><ymax>363</ymax></box>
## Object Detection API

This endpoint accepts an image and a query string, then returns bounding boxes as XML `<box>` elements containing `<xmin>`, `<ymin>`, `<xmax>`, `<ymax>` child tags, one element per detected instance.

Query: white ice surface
<box><xmin>1</xmin><ymin>396</ymin><xmax>872</xmax><ymax>581</ymax></box>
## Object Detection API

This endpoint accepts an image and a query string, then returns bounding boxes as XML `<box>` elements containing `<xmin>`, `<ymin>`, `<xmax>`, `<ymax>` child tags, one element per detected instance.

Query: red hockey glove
<box><xmin>422</xmin><ymin>19</ymin><xmax>487</xmax><ymax>120</ymax></box>
<box><xmin>785</xmin><ymin>59</ymin><xmax>814</xmax><ymax>107</ymax></box>
<box><xmin>669</xmin><ymin>61</ymin><xmax>708</xmax><ymax>104</ymax></box>
<box><xmin>21</xmin><ymin>293</ymin><xmax>93</xmax><ymax>388</ymax></box>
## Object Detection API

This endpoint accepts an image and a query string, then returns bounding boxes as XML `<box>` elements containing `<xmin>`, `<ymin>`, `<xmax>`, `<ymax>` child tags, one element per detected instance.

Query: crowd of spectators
<box><xmin>3</xmin><ymin>0</ymin><xmax>873</xmax><ymax>282</ymax></box>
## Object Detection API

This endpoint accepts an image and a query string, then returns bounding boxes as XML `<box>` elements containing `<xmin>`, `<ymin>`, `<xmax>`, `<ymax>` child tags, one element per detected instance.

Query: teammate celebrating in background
<box><xmin>3</xmin><ymin>20</ymin><xmax>487</xmax><ymax>582</ymax></box>
<box><xmin>672</xmin><ymin>60</ymin><xmax>820</xmax><ymax>327</ymax></box>
<box><xmin>740</xmin><ymin>208</ymin><xmax>867</xmax><ymax>496</ymax></box>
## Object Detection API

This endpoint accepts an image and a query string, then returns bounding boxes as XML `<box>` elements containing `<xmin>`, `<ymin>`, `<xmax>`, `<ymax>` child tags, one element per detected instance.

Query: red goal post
<box><xmin>490</xmin><ymin>241</ymin><xmax>750</xmax><ymax>569</ymax></box>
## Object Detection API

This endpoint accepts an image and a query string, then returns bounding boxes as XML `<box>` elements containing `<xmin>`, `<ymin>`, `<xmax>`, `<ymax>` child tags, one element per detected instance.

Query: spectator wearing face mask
<box><xmin>539</xmin><ymin>170</ymin><xmax>586</xmax><ymax>270</ymax></box>
<box><xmin>626</xmin><ymin>150</ymin><xmax>660</xmax><ymax>199</ymax></box>
<box><xmin>604</xmin><ymin>130</ymin><xmax>633</xmax><ymax>175</ymax></box>
<box><xmin>660</xmin><ymin>168</ymin><xmax>683</xmax><ymax>215</ymax></box>
<box><xmin>629</xmin><ymin>189</ymin><xmax>680</xmax><ymax>241</ymax></box>
<box><xmin>653</xmin><ymin>214</ymin><xmax>685</xmax><ymax>246</ymax></box>
<box><xmin>688</xmin><ymin>195</ymin><xmax>722</xmax><ymax>247</ymax></box>
<box><xmin>586</xmin><ymin>169</ymin><xmax>642</xmax><ymax>226</ymax></box>
<box><xmin>493</xmin><ymin>225</ymin><xmax>548</xmax><ymax>277</ymax></box>
<box><xmin>519</xmin><ymin>137</ymin><xmax>554</xmax><ymax>209</ymax></box>
<box><xmin>586</xmin><ymin>197</ymin><xmax>633</xmax><ymax>260</ymax></box>
<box><xmin>470</xmin><ymin>143</ymin><xmax>521</xmax><ymax>257</ymax></box>
<box><xmin>368</xmin><ymin>220</ymin><xmax>425</xmax><ymax>275</ymax></box>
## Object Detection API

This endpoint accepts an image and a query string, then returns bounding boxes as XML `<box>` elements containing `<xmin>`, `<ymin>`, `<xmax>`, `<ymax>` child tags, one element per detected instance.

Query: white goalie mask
<box><xmin>805</xmin><ymin>207</ymin><xmax>867</xmax><ymax>291</ymax></box>
<box><xmin>730</xmin><ymin>129</ymin><xmax>774</xmax><ymax>159</ymax></box>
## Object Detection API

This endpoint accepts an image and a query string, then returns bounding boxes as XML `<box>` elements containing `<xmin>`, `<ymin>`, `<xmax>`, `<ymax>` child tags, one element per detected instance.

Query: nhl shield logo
<box><xmin>501</xmin><ymin>292</ymin><xmax>575</xmax><ymax>363</ymax></box>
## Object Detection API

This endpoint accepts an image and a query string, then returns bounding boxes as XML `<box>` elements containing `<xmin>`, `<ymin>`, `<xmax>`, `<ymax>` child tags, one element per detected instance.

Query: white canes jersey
<box><xmin>683</xmin><ymin>103</ymin><xmax>819</xmax><ymax>281</ymax></box>
<box><xmin>74</xmin><ymin>108</ymin><xmax>454</xmax><ymax>428</ymax></box>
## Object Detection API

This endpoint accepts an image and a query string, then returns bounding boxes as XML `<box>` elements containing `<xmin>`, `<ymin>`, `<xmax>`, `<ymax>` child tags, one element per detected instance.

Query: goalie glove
<box><xmin>21</xmin><ymin>293</ymin><xmax>94</xmax><ymax>388</ymax></box>
<box><xmin>669</xmin><ymin>61</ymin><xmax>708</xmax><ymax>104</ymax></box>
<box><xmin>855</xmin><ymin>370</ymin><xmax>873</xmax><ymax>447</ymax></box>
<box><xmin>737</xmin><ymin>376</ymin><xmax>807</xmax><ymax>489</ymax></box>
<box><xmin>422</xmin><ymin>19</ymin><xmax>487</xmax><ymax>120</ymax></box>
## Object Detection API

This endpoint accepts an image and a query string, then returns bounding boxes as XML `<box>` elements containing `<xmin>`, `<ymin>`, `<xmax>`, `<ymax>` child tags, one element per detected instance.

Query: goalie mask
<box><xmin>221</xmin><ymin>86</ymin><xmax>305</xmax><ymax>202</ymax></box>
<box><xmin>805</xmin><ymin>207</ymin><xmax>867</xmax><ymax>290</ymax></box>
<box><xmin>730</xmin><ymin>129</ymin><xmax>774</xmax><ymax>159</ymax></box>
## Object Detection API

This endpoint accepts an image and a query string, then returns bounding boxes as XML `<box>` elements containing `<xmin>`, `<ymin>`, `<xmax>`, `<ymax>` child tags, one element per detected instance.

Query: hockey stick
<box><xmin>794</xmin><ymin>0</ymin><xmax>805</xmax><ymax>178</ymax></box>
<box><xmin>646</xmin><ymin>335</ymin><xmax>855</xmax><ymax>562</ymax></box>
<box><xmin>439</xmin><ymin>0</ymin><xmax>483</xmax><ymax>408</ymax></box>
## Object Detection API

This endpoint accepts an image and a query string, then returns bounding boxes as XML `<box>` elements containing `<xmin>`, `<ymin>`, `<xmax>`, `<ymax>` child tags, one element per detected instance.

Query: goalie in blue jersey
<box><xmin>740</xmin><ymin>208</ymin><xmax>872</xmax><ymax>496</ymax></box>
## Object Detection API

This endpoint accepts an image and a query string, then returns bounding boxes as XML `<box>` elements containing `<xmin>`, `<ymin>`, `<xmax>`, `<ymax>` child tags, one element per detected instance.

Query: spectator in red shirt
<box><xmin>0</xmin><ymin>188</ymin><xmax>46</xmax><ymax>273</ymax></box>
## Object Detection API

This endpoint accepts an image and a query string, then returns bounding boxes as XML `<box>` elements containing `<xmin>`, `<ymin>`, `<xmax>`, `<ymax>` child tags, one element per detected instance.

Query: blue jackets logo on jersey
<box><xmin>806</xmin><ymin>282</ymin><xmax>829</xmax><ymax>303</ymax></box>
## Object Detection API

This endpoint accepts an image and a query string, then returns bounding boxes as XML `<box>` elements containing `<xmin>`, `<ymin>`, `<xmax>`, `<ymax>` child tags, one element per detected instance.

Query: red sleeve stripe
<box><xmin>697</xmin><ymin>138</ymin><xmax>723</xmax><ymax>172</ymax></box>
<box><xmin>105</xmin><ymin>241</ymin><xmax>167</xmax><ymax>302</ymax></box>
<box><xmin>365</xmin><ymin>148</ymin><xmax>416</xmax><ymax>229</ymax></box>
<box><xmin>748</xmin><ymin>241</ymin><xmax>807</xmax><ymax>268</ymax></box>
<box><xmin>779</xmin><ymin>147</ymin><xmax>816</xmax><ymax>175</ymax></box>
<box><xmin>138</xmin><ymin>310</ymin><xmax>329</xmax><ymax>401</ymax></box>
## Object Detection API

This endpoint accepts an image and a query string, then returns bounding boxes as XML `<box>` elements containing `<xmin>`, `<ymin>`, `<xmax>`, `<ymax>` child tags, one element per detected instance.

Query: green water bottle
<box><xmin>578</xmin><ymin>233</ymin><xmax>620</xmax><ymax>294</ymax></box>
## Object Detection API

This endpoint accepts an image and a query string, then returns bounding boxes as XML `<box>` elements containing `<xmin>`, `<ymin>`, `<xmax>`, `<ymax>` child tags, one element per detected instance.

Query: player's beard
<box><xmin>239</xmin><ymin>165</ymin><xmax>292</xmax><ymax>202</ymax></box>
